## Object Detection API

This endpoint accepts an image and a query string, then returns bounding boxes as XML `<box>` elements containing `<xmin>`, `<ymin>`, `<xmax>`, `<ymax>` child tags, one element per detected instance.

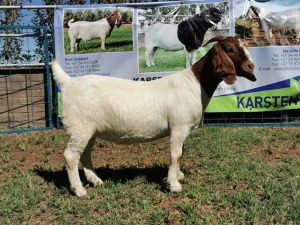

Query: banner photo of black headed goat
<box><xmin>53</xmin><ymin>0</ymin><xmax>300</xmax><ymax>113</ymax></box>
<box><xmin>137</xmin><ymin>2</ymin><xmax>229</xmax><ymax>74</ymax></box>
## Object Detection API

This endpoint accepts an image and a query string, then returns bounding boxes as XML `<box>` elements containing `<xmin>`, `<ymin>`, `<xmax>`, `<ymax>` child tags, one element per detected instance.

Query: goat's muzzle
<box><xmin>116</xmin><ymin>20</ymin><xmax>122</xmax><ymax>28</ymax></box>
<box><xmin>213</xmin><ymin>12</ymin><xmax>222</xmax><ymax>20</ymax></box>
<box><xmin>237</xmin><ymin>71</ymin><xmax>256</xmax><ymax>82</ymax></box>
<box><xmin>239</xmin><ymin>71</ymin><xmax>256</xmax><ymax>82</ymax></box>
<box><xmin>247</xmin><ymin>74</ymin><xmax>257</xmax><ymax>82</ymax></box>
<box><xmin>241</xmin><ymin>62</ymin><xmax>256</xmax><ymax>82</ymax></box>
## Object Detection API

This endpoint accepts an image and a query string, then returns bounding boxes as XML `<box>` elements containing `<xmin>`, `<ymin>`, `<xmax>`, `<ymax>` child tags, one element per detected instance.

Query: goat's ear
<box><xmin>200</xmin><ymin>10</ymin><xmax>209</xmax><ymax>21</ymax></box>
<box><xmin>210</xmin><ymin>43</ymin><xmax>237</xmax><ymax>84</ymax></box>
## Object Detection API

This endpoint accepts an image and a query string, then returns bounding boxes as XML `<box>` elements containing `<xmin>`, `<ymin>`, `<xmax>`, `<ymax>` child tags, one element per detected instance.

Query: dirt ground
<box><xmin>238</xmin><ymin>19</ymin><xmax>300</xmax><ymax>47</ymax></box>
<box><xmin>2</xmin><ymin>127</ymin><xmax>300</xmax><ymax>175</ymax></box>
<box><xmin>3</xmin><ymin>129</ymin><xmax>170</xmax><ymax>173</ymax></box>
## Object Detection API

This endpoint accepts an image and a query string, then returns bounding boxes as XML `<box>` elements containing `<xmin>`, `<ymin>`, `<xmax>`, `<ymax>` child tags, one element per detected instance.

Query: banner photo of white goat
<box><xmin>54</xmin><ymin>6</ymin><xmax>134</xmax><ymax>78</ymax></box>
<box><xmin>53</xmin><ymin>0</ymin><xmax>300</xmax><ymax>113</ymax></box>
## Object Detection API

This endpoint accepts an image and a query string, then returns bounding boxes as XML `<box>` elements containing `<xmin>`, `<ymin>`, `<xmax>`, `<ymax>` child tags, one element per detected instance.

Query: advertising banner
<box><xmin>54</xmin><ymin>0</ymin><xmax>300</xmax><ymax>113</ymax></box>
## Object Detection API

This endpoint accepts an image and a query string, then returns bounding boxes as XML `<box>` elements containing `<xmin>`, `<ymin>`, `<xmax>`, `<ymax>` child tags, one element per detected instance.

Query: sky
<box><xmin>24</xmin><ymin>0</ymin><xmax>91</xmax><ymax>6</ymax></box>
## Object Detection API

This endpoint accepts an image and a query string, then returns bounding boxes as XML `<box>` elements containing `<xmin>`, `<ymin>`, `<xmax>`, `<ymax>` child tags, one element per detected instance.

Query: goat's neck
<box><xmin>191</xmin><ymin>52</ymin><xmax>222</xmax><ymax>98</ymax></box>
<box><xmin>106</xmin><ymin>18</ymin><xmax>116</xmax><ymax>31</ymax></box>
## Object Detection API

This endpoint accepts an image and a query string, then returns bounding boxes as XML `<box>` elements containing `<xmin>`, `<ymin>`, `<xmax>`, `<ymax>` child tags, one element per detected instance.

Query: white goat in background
<box><xmin>245</xmin><ymin>5</ymin><xmax>300</xmax><ymax>41</ymax></box>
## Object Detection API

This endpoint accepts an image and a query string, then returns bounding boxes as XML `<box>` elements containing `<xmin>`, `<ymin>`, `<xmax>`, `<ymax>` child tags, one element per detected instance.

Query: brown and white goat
<box><xmin>51</xmin><ymin>36</ymin><xmax>256</xmax><ymax>197</ymax></box>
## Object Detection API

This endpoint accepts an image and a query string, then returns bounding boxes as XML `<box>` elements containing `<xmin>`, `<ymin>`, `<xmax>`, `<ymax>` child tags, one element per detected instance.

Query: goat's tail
<box><xmin>51</xmin><ymin>59</ymin><xmax>71</xmax><ymax>87</ymax></box>
<box><xmin>68</xmin><ymin>19</ymin><xmax>75</xmax><ymax>27</ymax></box>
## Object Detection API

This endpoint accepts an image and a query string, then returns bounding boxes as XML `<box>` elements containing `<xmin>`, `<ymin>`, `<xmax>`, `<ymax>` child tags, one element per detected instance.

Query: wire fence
<box><xmin>0</xmin><ymin>25</ymin><xmax>53</xmax><ymax>134</ymax></box>
<box><xmin>204</xmin><ymin>110</ymin><xmax>300</xmax><ymax>127</ymax></box>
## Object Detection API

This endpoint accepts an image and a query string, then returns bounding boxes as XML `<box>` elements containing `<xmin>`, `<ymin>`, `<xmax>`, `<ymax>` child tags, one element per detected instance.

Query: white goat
<box><xmin>144</xmin><ymin>8</ymin><xmax>222</xmax><ymax>68</ymax></box>
<box><xmin>246</xmin><ymin>6</ymin><xmax>300</xmax><ymax>41</ymax></box>
<box><xmin>52</xmin><ymin>36</ymin><xmax>256</xmax><ymax>197</ymax></box>
<box><xmin>68</xmin><ymin>12</ymin><xmax>122</xmax><ymax>52</ymax></box>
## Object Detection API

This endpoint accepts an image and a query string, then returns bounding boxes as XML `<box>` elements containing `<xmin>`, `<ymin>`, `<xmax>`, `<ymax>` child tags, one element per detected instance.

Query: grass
<box><xmin>138</xmin><ymin>44</ymin><xmax>213</xmax><ymax>73</ymax></box>
<box><xmin>64</xmin><ymin>25</ymin><xmax>133</xmax><ymax>54</ymax></box>
<box><xmin>0</xmin><ymin>127</ymin><xmax>299</xmax><ymax>224</ymax></box>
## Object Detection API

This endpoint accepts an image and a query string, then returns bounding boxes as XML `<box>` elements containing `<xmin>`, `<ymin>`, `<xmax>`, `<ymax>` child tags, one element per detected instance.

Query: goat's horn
<box><xmin>207</xmin><ymin>19</ymin><xmax>217</xmax><ymax>26</ymax></box>
<box><xmin>203</xmin><ymin>36</ymin><xmax>226</xmax><ymax>46</ymax></box>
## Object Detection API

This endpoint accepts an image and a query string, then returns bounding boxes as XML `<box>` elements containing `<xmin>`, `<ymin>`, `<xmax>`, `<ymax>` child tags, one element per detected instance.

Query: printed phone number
<box><xmin>64</xmin><ymin>59</ymin><xmax>110</xmax><ymax>75</ymax></box>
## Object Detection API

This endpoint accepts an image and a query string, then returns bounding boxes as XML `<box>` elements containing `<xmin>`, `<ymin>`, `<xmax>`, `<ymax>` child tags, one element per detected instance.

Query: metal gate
<box><xmin>0</xmin><ymin>25</ymin><xmax>53</xmax><ymax>134</ymax></box>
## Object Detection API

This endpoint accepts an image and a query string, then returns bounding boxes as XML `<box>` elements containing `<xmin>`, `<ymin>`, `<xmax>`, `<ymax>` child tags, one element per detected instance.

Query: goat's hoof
<box><xmin>70</xmin><ymin>186</ymin><xmax>87</xmax><ymax>197</ymax></box>
<box><xmin>91</xmin><ymin>177</ymin><xmax>103</xmax><ymax>187</ymax></box>
<box><xmin>178</xmin><ymin>171</ymin><xmax>185</xmax><ymax>181</ymax></box>
<box><xmin>170</xmin><ymin>181</ymin><xmax>182</xmax><ymax>193</ymax></box>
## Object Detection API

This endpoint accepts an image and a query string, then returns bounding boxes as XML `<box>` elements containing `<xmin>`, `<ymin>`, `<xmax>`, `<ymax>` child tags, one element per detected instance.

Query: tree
<box><xmin>90</xmin><ymin>0</ymin><xmax>127</xmax><ymax>3</ymax></box>
<box><xmin>31</xmin><ymin>0</ymin><xmax>87</xmax><ymax>63</ymax></box>
<box><xmin>0</xmin><ymin>0</ymin><xmax>29</xmax><ymax>64</ymax></box>
<box><xmin>31</xmin><ymin>0</ymin><xmax>171</xmax><ymax>62</ymax></box>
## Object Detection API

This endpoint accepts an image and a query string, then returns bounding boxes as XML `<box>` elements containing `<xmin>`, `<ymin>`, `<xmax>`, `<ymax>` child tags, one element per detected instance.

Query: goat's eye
<box><xmin>226</xmin><ymin>47</ymin><xmax>235</xmax><ymax>53</ymax></box>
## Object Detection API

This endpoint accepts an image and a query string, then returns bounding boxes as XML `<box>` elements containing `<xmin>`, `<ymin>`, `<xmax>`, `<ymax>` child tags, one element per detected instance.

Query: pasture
<box><xmin>0</xmin><ymin>127</ymin><xmax>299</xmax><ymax>224</ymax></box>
<box><xmin>64</xmin><ymin>24</ymin><xmax>133</xmax><ymax>54</ymax></box>
<box><xmin>138</xmin><ymin>44</ymin><xmax>213</xmax><ymax>73</ymax></box>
